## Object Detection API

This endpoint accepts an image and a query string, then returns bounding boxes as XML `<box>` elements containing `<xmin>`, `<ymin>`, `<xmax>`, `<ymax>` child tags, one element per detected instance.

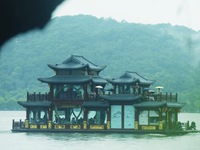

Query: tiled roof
<box><xmin>134</xmin><ymin>101</ymin><xmax>185</xmax><ymax>108</ymax></box>
<box><xmin>126</xmin><ymin>71</ymin><xmax>155</xmax><ymax>85</ymax></box>
<box><xmin>17</xmin><ymin>101</ymin><xmax>52</xmax><ymax>108</ymax></box>
<box><xmin>38</xmin><ymin>75</ymin><xmax>108</xmax><ymax>84</ymax></box>
<box><xmin>38</xmin><ymin>75</ymin><xmax>91</xmax><ymax>84</ymax></box>
<box><xmin>91</xmin><ymin>76</ymin><xmax>108</xmax><ymax>84</ymax></box>
<box><xmin>100</xmin><ymin>94</ymin><xmax>141</xmax><ymax>102</ymax></box>
<box><xmin>82</xmin><ymin>101</ymin><xmax>109</xmax><ymax>108</ymax></box>
<box><xmin>167</xmin><ymin>102</ymin><xmax>186</xmax><ymax>108</ymax></box>
<box><xmin>48</xmin><ymin>55</ymin><xmax>106</xmax><ymax>71</ymax></box>
<box><xmin>108</xmin><ymin>71</ymin><xmax>155</xmax><ymax>85</ymax></box>
<box><xmin>134</xmin><ymin>101</ymin><xmax>166</xmax><ymax>108</ymax></box>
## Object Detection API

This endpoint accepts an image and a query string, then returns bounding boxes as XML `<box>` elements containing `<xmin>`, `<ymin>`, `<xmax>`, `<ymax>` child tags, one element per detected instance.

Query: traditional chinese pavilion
<box><xmin>12</xmin><ymin>55</ymin><xmax>197</xmax><ymax>134</ymax></box>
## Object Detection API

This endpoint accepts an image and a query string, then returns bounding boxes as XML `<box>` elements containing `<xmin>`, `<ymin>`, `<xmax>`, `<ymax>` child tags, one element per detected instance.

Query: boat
<box><xmin>12</xmin><ymin>55</ymin><xmax>199</xmax><ymax>135</ymax></box>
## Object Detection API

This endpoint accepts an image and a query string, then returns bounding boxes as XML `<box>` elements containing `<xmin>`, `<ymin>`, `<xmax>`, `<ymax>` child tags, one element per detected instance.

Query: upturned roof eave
<box><xmin>47</xmin><ymin>64</ymin><xmax>88</xmax><ymax>70</ymax></box>
<box><xmin>167</xmin><ymin>102</ymin><xmax>186</xmax><ymax>108</ymax></box>
<box><xmin>133</xmin><ymin>101</ymin><xmax>166</xmax><ymax>108</ymax></box>
<box><xmin>38</xmin><ymin>75</ymin><xmax>91</xmax><ymax>84</ymax></box>
<box><xmin>82</xmin><ymin>101</ymin><xmax>109</xmax><ymax>108</ymax></box>
<box><xmin>139</xmin><ymin>80</ymin><xmax>156</xmax><ymax>85</ymax></box>
<box><xmin>100</xmin><ymin>94</ymin><xmax>141</xmax><ymax>101</ymax></box>
<box><xmin>17</xmin><ymin>101</ymin><xmax>52</xmax><ymax>108</ymax></box>
<box><xmin>92</xmin><ymin>76</ymin><xmax>108</xmax><ymax>84</ymax></box>
<box><xmin>107</xmin><ymin>79</ymin><xmax>139</xmax><ymax>85</ymax></box>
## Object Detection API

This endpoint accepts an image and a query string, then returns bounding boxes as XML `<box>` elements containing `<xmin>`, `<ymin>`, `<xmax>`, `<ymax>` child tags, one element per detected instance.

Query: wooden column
<box><xmin>122</xmin><ymin>105</ymin><xmax>124</xmax><ymax>129</ymax></box>
<box><xmin>26</xmin><ymin>108</ymin><xmax>29</xmax><ymax>120</ymax></box>
<box><xmin>159</xmin><ymin>108</ymin><xmax>163</xmax><ymax>130</ymax></box>
<box><xmin>83</xmin><ymin>109</ymin><xmax>88</xmax><ymax>129</ymax></box>
<box><xmin>107</xmin><ymin>107</ymin><xmax>110</xmax><ymax>129</ymax></box>
<box><xmin>135</xmin><ymin>108</ymin><xmax>139</xmax><ymax>130</ymax></box>
<box><xmin>83</xmin><ymin>84</ymin><xmax>87</xmax><ymax>100</ymax></box>
<box><xmin>49</xmin><ymin>84</ymin><xmax>53</xmax><ymax>100</ymax></box>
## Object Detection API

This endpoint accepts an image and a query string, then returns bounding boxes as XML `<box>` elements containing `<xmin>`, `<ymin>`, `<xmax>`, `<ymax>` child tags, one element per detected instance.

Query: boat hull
<box><xmin>11</xmin><ymin>128</ymin><xmax>200</xmax><ymax>136</ymax></box>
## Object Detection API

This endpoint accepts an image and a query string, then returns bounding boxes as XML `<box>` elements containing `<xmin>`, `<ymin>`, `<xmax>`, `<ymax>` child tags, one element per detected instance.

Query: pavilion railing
<box><xmin>143</xmin><ymin>92</ymin><xmax>178</xmax><ymax>102</ymax></box>
<box><xmin>12</xmin><ymin>119</ymin><xmax>25</xmax><ymax>130</ymax></box>
<box><xmin>27</xmin><ymin>92</ymin><xmax>49</xmax><ymax>101</ymax></box>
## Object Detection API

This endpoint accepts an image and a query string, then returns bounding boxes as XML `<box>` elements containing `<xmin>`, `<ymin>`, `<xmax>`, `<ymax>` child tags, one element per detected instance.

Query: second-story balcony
<box><xmin>142</xmin><ymin>92</ymin><xmax>178</xmax><ymax>102</ymax></box>
<box><xmin>27</xmin><ymin>92</ymin><xmax>49</xmax><ymax>101</ymax></box>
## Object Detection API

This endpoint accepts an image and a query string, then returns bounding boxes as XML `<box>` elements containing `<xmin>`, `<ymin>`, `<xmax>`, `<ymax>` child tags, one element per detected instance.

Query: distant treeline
<box><xmin>0</xmin><ymin>15</ymin><xmax>200</xmax><ymax>112</ymax></box>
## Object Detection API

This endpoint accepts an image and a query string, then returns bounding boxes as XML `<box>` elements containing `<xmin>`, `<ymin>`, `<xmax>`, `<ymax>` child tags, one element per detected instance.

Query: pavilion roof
<box><xmin>38</xmin><ymin>75</ymin><xmax>91</xmax><ymax>84</ymax></box>
<box><xmin>108</xmin><ymin>71</ymin><xmax>155</xmax><ymax>85</ymax></box>
<box><xmin>82</xmin><ymin>101</ymin><xmax>109</xmax><ymax>108</ymax></box>
<box><xmin>38</xmin><ymin>75</ymin><xmax>107</xmax><ymax>84</ymax></box>
<box><xmin>167</xmin><ymin>102</ymin><xmax>186</xmax><ymax>108</ymax></box>
<box><xmin>91</xmin><ymin>76</ymin><xmax>108</xmax><ymax>84</ymax></box>
<box><xmin>134</xmin><ymin>101</ymin><xmax>185</xmax><ymax>108</ymax></box>
<box><xmin>48</xmin><ymin>55</ymin><xmax>106</xmax><ymax>72</ymax></box>
<box><xmin>17</xmin><ymin>101</ymin><xmax>52</xmax><ymax>108</ymax></box>
<box><xmin>134</xmin><ymin>101</ymin><xmax>166</xmax><ymax>108</ymax></box>
<box><xmin>100</xmin><ymin>94</ymin><xmax>141</xmax><ymax>102</ymax></box>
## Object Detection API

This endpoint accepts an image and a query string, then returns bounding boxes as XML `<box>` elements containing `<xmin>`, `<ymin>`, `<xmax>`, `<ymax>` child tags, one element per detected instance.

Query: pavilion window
<box><xmin>139</xmin><ymin>110</ymin><xmax>148</xmax><ymax>125</ymax></box>
<box><xmin>71</xmin><ymin>108</ymin><xmax>83</xmax><ymax>124</ymax></box>
<box><xmin>162</xmin><ymin>112</ymin><xmax>166</xmax><ymax>125</ymax></box>
<box><xmin>53</xmin><ymin>109</ymin><xmax>70</xmax><ymax>124</ymax></box>
<box><xmin>116</xmin><ymin>85</ymin><xmax>131</xmax><ymax>94</ymax></box>
<box><xmin>87</xmin><ymin>110</ymin><xmax>106</xmax><ymax>125</ymax></box>
<box><xmin>28</xmin><ymin>109</ymin><xmax>48</xmax><ymax>124</ymax></box>
<box><xmin>134</xmin><ymin>85</ymin><xmax>140</xmax><ymax>95</ymax></box>
<box><xmin>149</xmin><ymin>110</ymin><xmax>159</xmax><ymax>125</ymax></box>
<box><xmin>111</xmin><ymin>105</ymin><xmax>122</xmax><ymax>128</ymax></box>
<box><xmin>169</xmin><ymin>112</ymin><xmax>176</xmax><ymax>123</ymax></box>
<box><xmin>116</xmin><ymin>85</ymin><xmax>123</xmax><ymax>94</ymax></box>
<box><xmin>53</xmin><ymin>84</ymin><xmax>84</xmax><ymax>100</ymax></box>
<box><xmin>124</xmin><ymin>85</ymin><xmax>131</xmax><ymax>94</ymax></box>
<box><xmin>53</xmin><ymin>108</ymin><xmax>83</xmax><ymax>125</ymax></box>
<box><xmin>139</xmin><ymin>110</ymin><xmax>159</xmax><ymax>126</ymax></box>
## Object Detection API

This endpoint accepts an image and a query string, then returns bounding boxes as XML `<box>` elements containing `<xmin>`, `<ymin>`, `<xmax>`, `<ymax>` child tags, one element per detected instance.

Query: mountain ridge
<box><xmin>0</xmin><ymin>15</ymin><xmax>200</xmax><ymax>112</ymax></box>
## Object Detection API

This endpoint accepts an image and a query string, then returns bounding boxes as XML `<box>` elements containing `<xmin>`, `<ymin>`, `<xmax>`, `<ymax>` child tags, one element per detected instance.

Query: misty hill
<box><xmin>0</xmin><ymin>15</ymin><xmax>200</xmax><ymax>112</ymax></box>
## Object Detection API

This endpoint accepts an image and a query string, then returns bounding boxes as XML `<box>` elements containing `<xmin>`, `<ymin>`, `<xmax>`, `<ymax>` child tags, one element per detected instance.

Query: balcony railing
<box><xmin>143</xmin><ymin>92</ymin><xmax>178</xmax><ymax>102</ymax></box>
<box><xmin>27</xmin><ymin>92</ymin><xmax>49</xmax><ymax>101</ymax></box>
<box><xmin>26</xmin><ymin>91</ymin><xmax>177</xmax><ymax>102</ymax></box>
<box><xmin>12</xmin><ymin>119</ymin><xmax>25</xmax><ymax>130</ymax></box>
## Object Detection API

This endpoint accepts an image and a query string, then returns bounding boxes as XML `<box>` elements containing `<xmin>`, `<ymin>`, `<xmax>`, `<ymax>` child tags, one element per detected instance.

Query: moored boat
<box><xmin>12</xmin><ymin>55</ymin><xmax>199</xmax><ymax>135</ymax></box>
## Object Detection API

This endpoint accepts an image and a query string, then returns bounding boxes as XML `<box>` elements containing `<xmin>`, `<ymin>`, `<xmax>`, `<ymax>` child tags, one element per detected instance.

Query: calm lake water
<box><xmin>0</xmin><ymin>111</ymin><xmax>200</xmax><ymax>150</ymax></box>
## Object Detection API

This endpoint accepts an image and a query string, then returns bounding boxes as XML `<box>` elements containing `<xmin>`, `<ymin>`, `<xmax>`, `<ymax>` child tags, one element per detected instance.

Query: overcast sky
<box><xmin>53</xmin><ymin>0</ymin><xmax>200</xmax><ymax>31</ymax></box>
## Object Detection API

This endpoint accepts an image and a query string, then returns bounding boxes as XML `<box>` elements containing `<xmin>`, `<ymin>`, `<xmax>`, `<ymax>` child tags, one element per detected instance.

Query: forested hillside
<box><xmin>0</xmin><ymin>15</ymin><xmax>200</xmax><ymax>112</ymax></box>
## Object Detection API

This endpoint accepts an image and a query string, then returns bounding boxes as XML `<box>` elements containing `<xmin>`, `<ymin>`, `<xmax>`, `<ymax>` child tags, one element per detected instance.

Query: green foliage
<box><xmin>0</xmin><ymin>15</ymin><xmax>200</xmax><ymax>112</ymax></box>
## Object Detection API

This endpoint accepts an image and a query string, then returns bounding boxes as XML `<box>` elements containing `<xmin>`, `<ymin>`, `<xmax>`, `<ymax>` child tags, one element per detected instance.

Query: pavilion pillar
<box><xmin>107</xmin><ymin>108</ymin><xmax>110</xmax><ymax>129</ymax></box>
<box><xmin>49</xmin><ymin>84</ymin><xmax>53</xmax><ymax>100</ymax></box>
<box><xmin>159</xmin><ymin>109</ymin><xmax>163</xmax><ymax>130</ymax></box>
<box><xmin>83</xmin><ymin>109</ymin><xmax>88</xmax><ymax>129</ymax></box>
<box><xmin>135</xmin><ymin>108</ymin><xmax>139</xmax><ymax>130</ymax></box>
